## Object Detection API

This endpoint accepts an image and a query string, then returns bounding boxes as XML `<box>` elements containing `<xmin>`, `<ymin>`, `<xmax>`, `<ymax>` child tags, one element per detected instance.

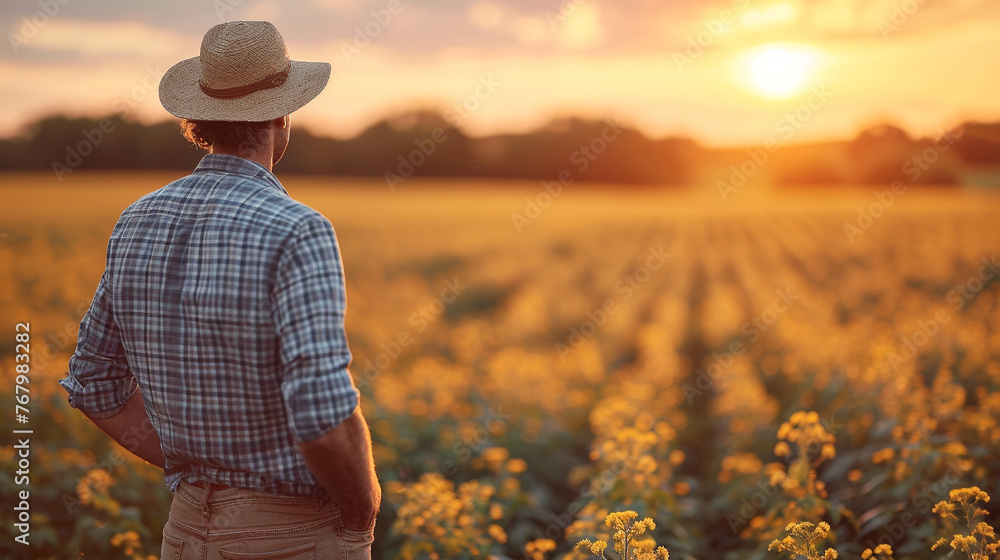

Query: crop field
<box><xmin>1</xmin><ymin>172</ymin><xmax>999</xmax><ymax>560</ymax></box>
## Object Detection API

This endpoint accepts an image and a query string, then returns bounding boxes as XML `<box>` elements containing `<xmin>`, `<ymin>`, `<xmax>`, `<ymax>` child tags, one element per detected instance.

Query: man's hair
<box><xmin>180</xmin><ymin>119</ymin><xmax>271</xmax><ymax>151</ymax></box>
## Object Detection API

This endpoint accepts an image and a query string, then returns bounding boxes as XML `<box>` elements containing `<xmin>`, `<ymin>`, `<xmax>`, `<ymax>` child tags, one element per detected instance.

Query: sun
<box><xmin>745</xmin><ymin>45</ymin><xmax>817</xmax><ymax>99</ymax></box>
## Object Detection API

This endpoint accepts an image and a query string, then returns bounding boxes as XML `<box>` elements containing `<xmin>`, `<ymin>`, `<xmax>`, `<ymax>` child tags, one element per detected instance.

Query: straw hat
<box><xmin>159</xmin><ymin>21</ymin><xmax>330</xmax><ymax>122</ymax></box>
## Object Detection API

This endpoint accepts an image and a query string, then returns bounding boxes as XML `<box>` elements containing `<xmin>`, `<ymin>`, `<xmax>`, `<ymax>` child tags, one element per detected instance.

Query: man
<box><xmin>58</xmin><ymin>21</ymin><xmax>380</xmax><ymax>559</ymax></box>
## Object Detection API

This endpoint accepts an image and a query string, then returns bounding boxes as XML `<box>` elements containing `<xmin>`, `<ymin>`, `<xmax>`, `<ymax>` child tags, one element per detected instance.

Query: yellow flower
<box><xmin>506</xmin><ymin>458</ymin><xmax>528</xmax><ymax>473</ymax></box>
<box><xmin>820</xmin><ymin>443</ymin><xmax>836</xmax><ymax>460</ymax></box>
<box><xmin>874</xmin><ymin>544</ymin><xmax>892</xmax><ymax>555</ymax></box>
<box><xmin>669</xmin><ymin>449</ymin><xmax>686</xmax><ymax>465</ymax></box>
<box><xmin>577</xmin><ymin>538</ymin><xmax>609</xmax><ymax>556</ymax></box>
<box><xmin>581</xmin><ymin>511</ymin><xmax>668</xmax><ymax>560</ymax></box>
<box><xmin>606</xmin><ymin>510</ymin><xmax>639</xmax><ymax>530</ymax></box>
<box><xmin>769</xmin><ymin>521</ymin><xmax>837</xmax><ymax>560</ymax></box>
<box><xmin>110</xmin><ymin>530</ymin><xmax>142</xmax><ymax>556</ymax></box>
<box><xmin>526</xmin><ymin>538</ymin><xmax>556</xmax><ymax>553</ymax></box>
<box><xmin>930</xmin><ymin>488</ymin><xmax>997</xmax><ymax>560</ymax></box>
<box><xmin>481</xmin><ymin>446</ymin><xmax>509</xmax><ymax>461</ymax></box>
<box><xmin>775</xmin><ymin>411</ymin><xmax>836</xmax><ymax>465</ymax></box>
<box><xmin>778</xmin><ymin>422</ymin><xmax>792</xmax><ymax>440</ymax></box>
<box><xmin>487</xmin><ymin>523</ymin><xmax>507</xmax><ymax>543</ymax></box>
<box><xmin>636</xmin><ymin>454</ymin><xmax>657</xmax><ymax>474</ymax></box>
<box><xmin>950</xmin><ymin>486</ymin><xmax>990</xmax><ymax>504</ymax></box>
<box><xmin>872</xmin><ymin>448</ymin><xmax>895</xmax><ymax>464</ymax></box>
<box><xmin>862</xmin><ymin>546</ymin><xmax>892</xmax><ymax>560</ymax></box>
<box><xmin>951</xmin><ymin>534</ymin><xmax>977</xmax><ymax>551</ymax></box>
<box><xmin>975</xmin><ymin>521</ymin><xmax>996</xmax><ymax>540</ymax></box>
<box><xmin>76</xmin><ymin>468</ymin><xmax>112</xmax><ymax>506</ymax></box>
<box><xmin>933</xmin><ymin>500</ymin><xmax>956</xmax><ymax>516</ymax></box>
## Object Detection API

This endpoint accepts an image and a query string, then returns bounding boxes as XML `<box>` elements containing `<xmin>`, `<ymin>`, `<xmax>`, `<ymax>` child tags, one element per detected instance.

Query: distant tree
<box><xmin>952</xmin><ymin>123</ymin><xmax>1000</xmax><ymax>165</ymax></box>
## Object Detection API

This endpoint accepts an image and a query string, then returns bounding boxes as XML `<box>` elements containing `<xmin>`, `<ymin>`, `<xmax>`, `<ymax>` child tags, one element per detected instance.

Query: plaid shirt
<box><xmin>59</xmin><ymin>154</ymin><xmax>358</xmax><ymax>497</ymax></box>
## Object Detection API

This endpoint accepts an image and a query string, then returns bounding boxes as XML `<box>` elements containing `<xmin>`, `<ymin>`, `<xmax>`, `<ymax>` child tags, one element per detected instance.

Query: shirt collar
<box><xmin>193</xmin><ymin>154</ymin><xmax>290</xmax><ymax>197</ymax></box>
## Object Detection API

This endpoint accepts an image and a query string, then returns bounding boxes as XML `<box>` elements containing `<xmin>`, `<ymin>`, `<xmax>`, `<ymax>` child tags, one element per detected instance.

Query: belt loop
<box><xmin>200</xmin><ymin>483</ymin><xmax>212</xmax><ymax>519</ymax></box>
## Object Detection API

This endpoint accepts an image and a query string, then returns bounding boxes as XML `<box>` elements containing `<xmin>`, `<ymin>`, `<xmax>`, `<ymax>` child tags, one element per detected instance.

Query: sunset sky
<box><xmin>2</xmin><ymin>0</ymin><xmax>999</xmax><ymax>147</ymax></box>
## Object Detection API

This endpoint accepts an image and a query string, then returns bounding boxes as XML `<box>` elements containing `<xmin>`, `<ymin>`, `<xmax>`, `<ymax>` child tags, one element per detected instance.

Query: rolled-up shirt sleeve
<box><xmin>59</xmin><ymin>270</ymin><xmax>137</xmax><ymax>419</ymax></box>
<box><xmin>272</xmin><ymin>214</ymin><xmax>358</xmax><ymax>443</ymax></box>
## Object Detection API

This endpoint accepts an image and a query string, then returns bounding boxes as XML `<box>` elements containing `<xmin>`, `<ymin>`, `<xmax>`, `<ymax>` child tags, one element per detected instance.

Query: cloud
<box><xmin>9</xmin><ymin>19</ymin><xmax>188</xmax><ymax>59</ymax></box>
<box><xmin>740</xmin><ymin>3</ymin><xmax>798</xmax><ymax>27</ymax></box>
<box><xmin>511</xmin><ymin>16</ymin><xmax>548</xmax><ymax>45</ymax></box>
<box><xmin>0</xmin><ymin>56</ymin><xmax>167</xmax><ymax>135</ymax></box>
<box><xmin>555</xmin><ymin>1</ymin><xmax>607</xmax><ymax>50</ymax></box>
<box><xmin>468</xmin><ymin>1</ymin><xmax>506</xmax><ymax>30</ymax></box>
<box><xmin>464</xmin><ymin>0</ymin><xmax>608</xmax><ymax>50</ymax></box>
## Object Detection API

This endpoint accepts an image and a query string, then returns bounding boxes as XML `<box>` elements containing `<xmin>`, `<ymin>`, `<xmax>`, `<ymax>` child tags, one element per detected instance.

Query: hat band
<box><xmin>199</xmin><ymin>66</ymin><xmax>291</xmax><ymax>100</ymax></box>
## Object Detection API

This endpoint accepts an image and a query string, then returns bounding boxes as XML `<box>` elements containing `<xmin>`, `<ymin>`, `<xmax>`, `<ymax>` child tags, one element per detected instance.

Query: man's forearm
<box><xmin>298</xmin><ymin>407</ymin><xmax>381</xmax><ymax>531</ymax></box>
<box><xmin>86</xmin><ymin>388</ymin><xmax>165</xmax><ymax>469</ymax></box>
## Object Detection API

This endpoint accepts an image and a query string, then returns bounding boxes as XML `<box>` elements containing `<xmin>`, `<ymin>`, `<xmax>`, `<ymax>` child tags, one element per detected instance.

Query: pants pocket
<box><xmin>219</xmin><ymin>540</ymin><xmax>316</xmax><ymax>559</ymax></box>
<box><xmin>337</xmin><ymin>526</ymin><xmax>374</xmax><ymax>560</ymax></box>
<box><xmin>160</xmin><ymin>532</ymin><xmax>185</xmax><ymax>560</ymax></box>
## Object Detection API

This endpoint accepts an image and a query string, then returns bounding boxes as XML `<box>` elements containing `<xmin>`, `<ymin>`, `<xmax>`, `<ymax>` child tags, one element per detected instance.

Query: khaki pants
<box><xmin>160</xmin><ymin>481</ymin><xmax>374</xmax><ymax>560</ymax></box>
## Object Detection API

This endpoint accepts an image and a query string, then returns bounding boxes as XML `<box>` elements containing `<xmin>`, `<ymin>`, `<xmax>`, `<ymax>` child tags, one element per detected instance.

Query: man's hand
<box><xmin>86</xmin><ymin>388</ymin><xmax>166</xmax><ymax>469</ymax></box>
<box><xmin>298</xmin><ymin>407</ymin><xmax>381</xmax><ymax>531</ymax></box>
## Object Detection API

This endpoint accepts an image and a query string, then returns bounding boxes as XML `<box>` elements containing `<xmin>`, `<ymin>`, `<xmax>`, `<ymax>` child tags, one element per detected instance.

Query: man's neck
<box><xmin>211</xmin><ymin>146</ymin><xmax>273</xmax><ymax>171</ymax></box>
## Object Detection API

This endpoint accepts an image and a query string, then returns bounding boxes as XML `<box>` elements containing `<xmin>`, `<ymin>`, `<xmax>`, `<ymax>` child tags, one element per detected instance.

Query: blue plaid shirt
<box><xmin>59</xmin><ymin>154</ymin><xmax>358</xmax><ymax>497</ymax></box>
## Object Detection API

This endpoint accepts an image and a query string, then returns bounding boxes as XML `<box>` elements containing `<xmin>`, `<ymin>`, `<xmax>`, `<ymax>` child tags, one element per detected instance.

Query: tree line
<box><xmin>1</xmin><ymin>111</ymin><xmax>998</xmax><ymax>187</ymax></box>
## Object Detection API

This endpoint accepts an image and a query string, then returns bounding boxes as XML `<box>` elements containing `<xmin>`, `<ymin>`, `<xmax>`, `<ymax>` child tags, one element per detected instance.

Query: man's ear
<box><xmin>273</xmin><ymin>116</ymin><xmax>288</xmax><ymax>129</ymax></box>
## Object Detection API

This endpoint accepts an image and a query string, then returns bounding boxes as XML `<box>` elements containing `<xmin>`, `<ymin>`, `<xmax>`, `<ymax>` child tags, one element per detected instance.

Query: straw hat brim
<box><xmin>159</xmin><ymin>57</ymin><xmax>331</xmax><ymax>122</ymax></box>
